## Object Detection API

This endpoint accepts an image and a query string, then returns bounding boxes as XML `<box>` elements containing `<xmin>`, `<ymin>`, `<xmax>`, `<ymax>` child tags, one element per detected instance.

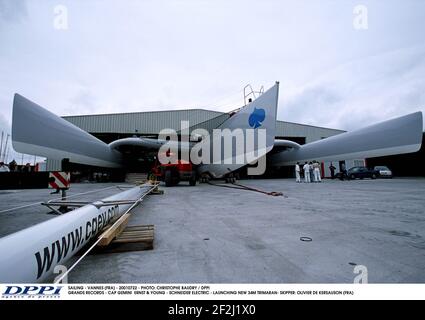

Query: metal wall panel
<box><xmin>63</xmin><ymin>109</ymin><xmax>344</xmax><ymax>141</ymax></box>
<box><xmin>63</xmin><ymin>109</ymin><xmax>224</xmax><ymax>135</ymax></box>
<box><xmin>276</xmin><ymin>121</ymin><xmax>345</xmax><ymax>143</ymax></box>
<box><xmin>46</xmin><ymin>159</ymin><xmax>61</xmax><ymax>171</ymax></box>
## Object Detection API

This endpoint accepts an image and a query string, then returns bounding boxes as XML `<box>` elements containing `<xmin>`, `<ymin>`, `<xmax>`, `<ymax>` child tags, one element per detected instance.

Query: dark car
<box><xmin>346</xmin><ymin>166</ymin><xmax>379</xmax><ymax>180</ymax></box>
<box><xmin>374</xmin><ymin>166</ymin><xmax>393</xmax><ymax>178</ymax></box>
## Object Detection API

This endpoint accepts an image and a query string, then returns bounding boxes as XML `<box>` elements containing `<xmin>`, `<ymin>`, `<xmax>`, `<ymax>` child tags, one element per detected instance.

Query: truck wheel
<box><xmin>165</xmin><ymin>170</ymin><xmax>172</xmax><ymax>187</ymax></box>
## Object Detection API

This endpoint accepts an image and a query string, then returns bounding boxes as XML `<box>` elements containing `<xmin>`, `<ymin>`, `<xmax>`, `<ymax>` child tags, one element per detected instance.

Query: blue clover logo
<box><xmin>248</xmin><ymin>107</ymin><xmax>266</xmax><ymax>129</ymax></box>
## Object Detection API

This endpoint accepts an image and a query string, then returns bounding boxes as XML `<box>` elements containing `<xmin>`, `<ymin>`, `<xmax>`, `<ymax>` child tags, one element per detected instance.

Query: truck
<box><xmin>151</xmin><ymin>159</ymin><xmax>197</xmax><ymax>187</ymax></box>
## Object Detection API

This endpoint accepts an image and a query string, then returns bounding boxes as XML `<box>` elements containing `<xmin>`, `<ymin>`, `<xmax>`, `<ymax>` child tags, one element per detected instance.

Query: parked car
<box><xmin>374</xmin><ymin>166</ymin><xmax>393</xmax><ymax>178</ymax></box>
<box><xmin>345</xmin><ymin>166</ymin><xmax>379</xmax><ymax>180</ymax></box>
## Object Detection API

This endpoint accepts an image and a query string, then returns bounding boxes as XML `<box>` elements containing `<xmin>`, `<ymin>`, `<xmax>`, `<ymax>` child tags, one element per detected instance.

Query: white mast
<box><xmin>0</xmin><ymin>131</ymin><xmax>4</xmax><ymax>161</ymax></box>
<box><xmin>2</xmin><ymin>134</ymin><xmax>9</xmax><ymax>162</ymax></box>
<box><xmin>0</xmin><ymin>185</ymin><xmax>154</xmax><ymax>282</ymax></box>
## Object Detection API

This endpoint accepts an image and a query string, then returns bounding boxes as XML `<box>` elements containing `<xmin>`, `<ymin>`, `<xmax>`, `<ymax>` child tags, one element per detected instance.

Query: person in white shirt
<box><xmin>313</xmin><ymin>161</ymin><xmax>321</xmax><ymax>182</ymax></box>
<box><xmin>295</xmin><ymin>162</ymin><xmax>301</xmax><ymax>183</ymax></box>
<box><xmin>303</xmin><ymin>162</ymin><xmax>310</xmax><ymax>183</ymax></box>
<box><xmin>309</xmin><ymin>162</ymin><xmax>314</xmax><ymax>182</ymax></box>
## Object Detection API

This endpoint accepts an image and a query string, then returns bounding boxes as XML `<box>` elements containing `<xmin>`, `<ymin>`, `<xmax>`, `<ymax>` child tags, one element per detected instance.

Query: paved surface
<box><xmin>1</xmin><ymin>179</ymin><xmax>425</xmax><ymax>283</ymax></box>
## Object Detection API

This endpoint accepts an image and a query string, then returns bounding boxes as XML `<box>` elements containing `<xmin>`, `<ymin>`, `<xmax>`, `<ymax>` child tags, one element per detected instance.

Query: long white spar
<box><xmin>0</xmin><ymin>185</ymin><xmax>153</xmax><ymax>283</ymax></box>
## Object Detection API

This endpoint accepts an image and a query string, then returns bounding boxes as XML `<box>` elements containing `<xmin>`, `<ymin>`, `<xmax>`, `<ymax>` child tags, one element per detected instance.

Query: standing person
<box><xmin>314</xmin><ymin>161</ymin><xmax>322</xmax><ymax>182</ymax></box>
<box><xmin>329</xmin><ymin>163</ymin><xmax>336</xmax><ymax>179</ymax></box>
<box><xmin>295</xmin><ymin>162</ymin><xmax>301</xmax><ymax>183</ymax></box>
<box><xmin>300</xmin><ymin>163</ymin><xmax>304</xmax><ymax>180</ymax></box>
<box><xmin>8</xmin><ymin>160</ymin><xmax>17</xmax><ymax>172</ymax></box>
<box><xmin>303</xmin><ymin>162</ymin><xmax>310</xmax><ymax>183</ymax></box>
<box><xmin>340</xmin><ymin>162</ymin><xmax>347</xmax><ymax>180</ymax></box>
<box><xmin>309</xmin><ymin>162</ymin><xmax>314</xmax><ymax>182</ymax></box>
<box><xmin>23</xmin><ymin>163</ymin><xmax>31</xmax><ymax>173</ymax></box>
<box><xmin>311</xmin><ymin>161</ymin><xmax>317</xmax><ymax>182</ymax></box>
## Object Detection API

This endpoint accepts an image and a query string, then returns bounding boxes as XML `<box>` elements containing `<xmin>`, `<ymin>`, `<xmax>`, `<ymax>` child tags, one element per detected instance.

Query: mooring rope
<box><xmin>206</xmin><ymin>181</ymin><xmax>285</xmax><ymax>197</ymax></box>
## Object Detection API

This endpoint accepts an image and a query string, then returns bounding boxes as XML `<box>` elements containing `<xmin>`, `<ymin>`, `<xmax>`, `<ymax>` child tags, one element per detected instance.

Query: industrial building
<box><xmin>45</xmin><ymin>108</ymin><xmax>346</xmax><ymax>177</ymax></box>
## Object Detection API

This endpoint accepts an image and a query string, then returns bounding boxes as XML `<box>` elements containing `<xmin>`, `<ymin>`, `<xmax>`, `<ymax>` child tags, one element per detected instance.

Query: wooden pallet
<box><xmin>149</xmin><ymin>188</ymin><xmax>164</xmax><ymax>195</ymax></box>
<box><xmin>93</xmin><ymin>225</ymin><xmax>154</xmax><ymax>254</ymax></box>
<box><xmin>97</xmin><ymin>214</ymin><xmax>131</xmax><ymax>246</ymax></box>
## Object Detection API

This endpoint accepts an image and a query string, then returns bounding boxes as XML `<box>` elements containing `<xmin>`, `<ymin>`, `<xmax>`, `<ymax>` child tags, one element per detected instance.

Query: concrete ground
<box><xmin>1</xmin><ymin>178</ymin><xmax>424</xmax><ymax>283</ymax></box>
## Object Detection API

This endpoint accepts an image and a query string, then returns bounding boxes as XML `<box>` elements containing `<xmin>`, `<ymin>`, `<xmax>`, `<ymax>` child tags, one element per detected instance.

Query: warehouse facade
<box><xmin>46</xmin><ymin>109</ymin><xmax>345</xmax><ymax>175</ymax></box>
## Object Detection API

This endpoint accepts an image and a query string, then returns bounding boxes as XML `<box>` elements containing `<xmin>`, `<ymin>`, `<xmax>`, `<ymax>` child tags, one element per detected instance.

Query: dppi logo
<box><xmin>2</xmin><ymin>286</ymin><xmax>63</xmax><ymax>298</ymax></box>
<box><xmin>248</xmin><ymin>107</ymin><xmax>266</xmax><ymax>129</ymax></box>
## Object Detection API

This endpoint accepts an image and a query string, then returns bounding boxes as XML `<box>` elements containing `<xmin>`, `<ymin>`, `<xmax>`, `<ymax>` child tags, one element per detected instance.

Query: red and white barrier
<box><xmin>48</xmin><ymin>171</ymin><xmax>70</xmax><ymax>189</ymax></box>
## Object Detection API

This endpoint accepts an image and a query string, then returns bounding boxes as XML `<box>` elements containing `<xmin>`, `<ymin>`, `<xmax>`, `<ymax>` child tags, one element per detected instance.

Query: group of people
<box><xmin>295</xmin><ymin>161</ymin><xmax>322</xmax><ymax>183</ymax></box>
<box><xmin>0</xmin><ymin>160</ymin><xmax>32</xmax><ymax>173</ymax></box>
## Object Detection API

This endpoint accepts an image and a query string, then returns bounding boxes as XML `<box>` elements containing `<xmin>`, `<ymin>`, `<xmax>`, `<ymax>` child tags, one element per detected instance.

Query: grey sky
<box><xmin>1</xmin><ymin>0</ymin><xmax>425</xmax><ymax>148</ymax></box>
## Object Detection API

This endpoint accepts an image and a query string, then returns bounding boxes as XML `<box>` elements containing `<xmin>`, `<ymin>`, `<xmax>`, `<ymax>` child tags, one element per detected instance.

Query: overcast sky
<box><xmin>1</xmin><ymin>0</ymin><xmax>425</xmax><ymax>154</ymax></box>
